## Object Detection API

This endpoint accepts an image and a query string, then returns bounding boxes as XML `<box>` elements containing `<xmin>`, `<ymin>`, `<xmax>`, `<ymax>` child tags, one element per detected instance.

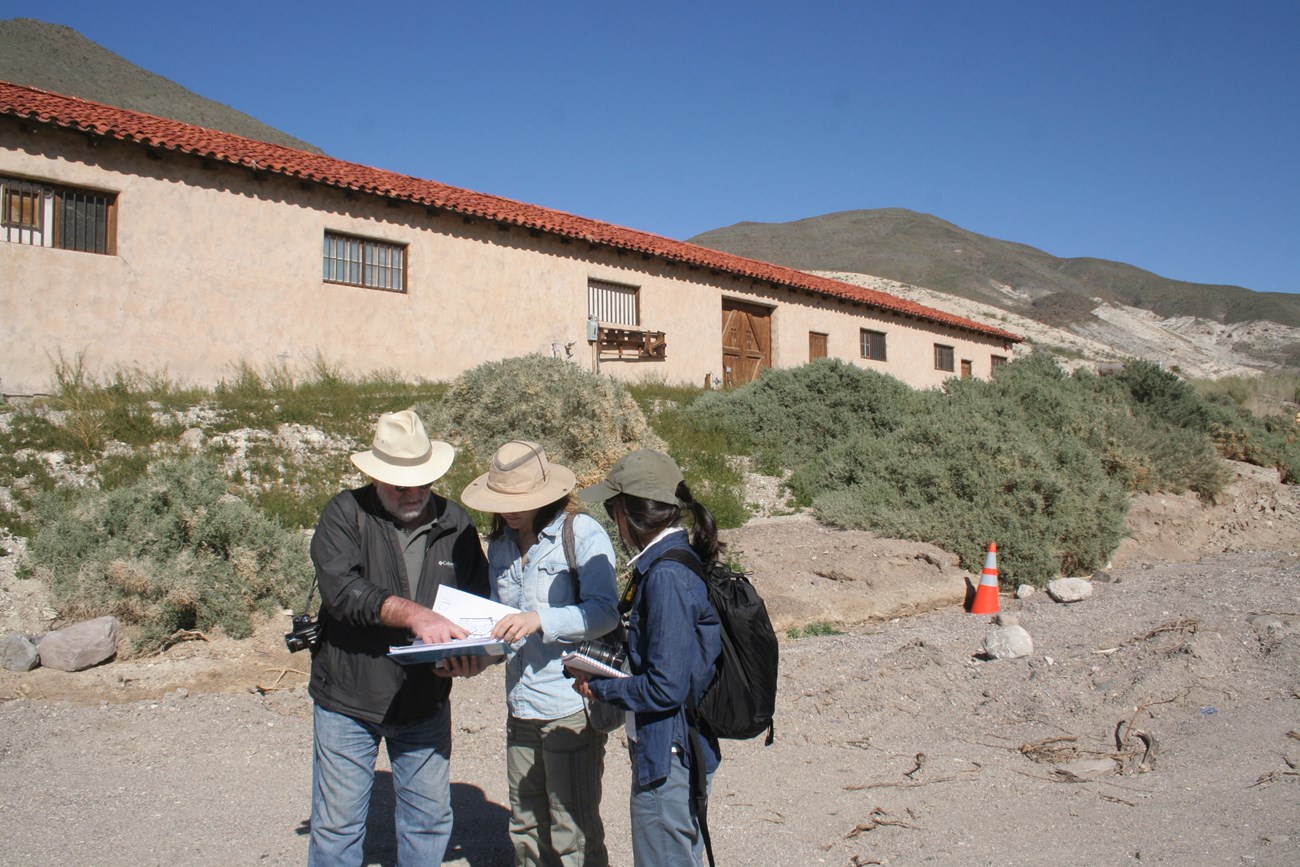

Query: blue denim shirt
<box><xmin>590</xmin><ymin>530</ymin><xmax>722</xmax><ymax>787</ymax></box>
<box><xmin>489</xmin><ymin>511</ymin><xmax>619</xmax><ymax>721</ymax></box>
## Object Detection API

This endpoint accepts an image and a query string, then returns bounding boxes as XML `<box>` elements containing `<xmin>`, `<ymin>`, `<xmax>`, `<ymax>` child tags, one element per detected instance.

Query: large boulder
<box><xmin>37</xmin><ymin>616</ymin><xmax>121</xmax><ymax>672</ymax></box>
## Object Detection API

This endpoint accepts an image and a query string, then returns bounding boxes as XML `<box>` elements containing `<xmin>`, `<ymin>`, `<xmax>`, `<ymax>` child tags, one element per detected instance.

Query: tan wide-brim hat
<box><xmin>350</xmin><ymin>409</ymin><xmax>455</xmax><ymax>487</ymax></box>
<box><xmin>461</xmin><ymin>440</ymin><xmax>577</xmax><ymax>513</ymax></box>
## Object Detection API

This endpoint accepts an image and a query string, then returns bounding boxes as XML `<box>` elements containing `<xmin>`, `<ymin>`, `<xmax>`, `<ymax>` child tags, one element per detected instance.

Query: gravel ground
<box><xmin>2</xmin><ymin>460</ymin><xmax>1299</xmax><ymax>865</ymax></box>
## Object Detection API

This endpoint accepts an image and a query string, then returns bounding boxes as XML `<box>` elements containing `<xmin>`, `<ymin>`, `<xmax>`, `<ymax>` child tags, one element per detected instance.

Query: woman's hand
<box><xmin>570</xmin><ymin>670</ymin><xmax>595</xmax><ymax>700</ymax></box>
<box><xmin>492</xmin><ymin>611</ymin><xmax>542</xmax><ymax>644</ymax></box>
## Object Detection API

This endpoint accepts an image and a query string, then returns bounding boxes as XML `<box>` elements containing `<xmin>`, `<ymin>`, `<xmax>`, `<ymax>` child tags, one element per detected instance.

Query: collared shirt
<box><xmin>590</xmin><ymin>531</ymin><xmax>722</xmax><ymax>788</ymax></box>
<box><xmin>394</xmin><ymin>509</ymin><xmax>436</xmax><ymax>597</ymax></box>
<box><xmin>489</xmin><ymin>511</ymin><xmax>619</xmax><ymax>721</ymax></box>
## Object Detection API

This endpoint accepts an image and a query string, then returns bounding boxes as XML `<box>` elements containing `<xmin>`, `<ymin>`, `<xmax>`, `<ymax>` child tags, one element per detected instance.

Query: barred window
<box><xmin>588</xmin><ymin>278</ymin><xmax>639</xmax><ymax>326</ymax></box>
<box><xmin>934</xmin><ymin>344</ymin><xmax>955</xmax><ymax>372</ymax></box>
<box><xmin>1</xmin><ymin>176</ymin><xmax>115</xmax><ymax>254</ymax></box>
<box><xmin>860</xmin><ymin>329</ymin><xmax>887</xmax><ymax>361</ymax></box>
<box><xmin>323</xmin><ymin>231</ymin><xmax>406</xmax><ymax>292</ymax></box>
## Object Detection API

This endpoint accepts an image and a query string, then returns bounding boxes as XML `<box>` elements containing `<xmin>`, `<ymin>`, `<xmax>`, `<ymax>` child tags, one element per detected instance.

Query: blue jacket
<box><xmin>489</xmin><ymin>511</ymin><xmax>619</xmax><ymax>720</ymax></box>
<box><xmin>590</xmin><ymin>530</ymin><xmax>722</xmax><ymax>787</ymax></box>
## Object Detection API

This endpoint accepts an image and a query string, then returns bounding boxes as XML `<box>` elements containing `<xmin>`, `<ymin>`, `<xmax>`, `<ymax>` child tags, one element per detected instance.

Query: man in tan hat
<box><xmin>307</xmin><ymin>409</ymin><xmax>489</xmax><ymax>867</ymax></box>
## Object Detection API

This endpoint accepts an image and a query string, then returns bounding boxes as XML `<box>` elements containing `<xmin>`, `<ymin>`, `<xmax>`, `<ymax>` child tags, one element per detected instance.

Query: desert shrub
<box><xmin>25</xmin><ymin>455</ymin><xmax>310</xmax><ymax>652</ymax></box>
<box><xmin>686</xmin><ymin>358</ymin><xmax>916</xmax><ymax>472</ymax></box>
<box><xmin>1203</xmin><ymin>397</ymin><xmax>1300</xmax><ymax>484</ymax></box>
<box><xmin>794</xmin><ymin>378</ymin><xmax>1131</xmax><ymax>584</ymax></box>
<box><xmin>706</xmin><ymin>353</ymin><xmax>1233</xmax><ymax>582</ymax></box>
<box><xmin>419</xmin><ymin>354</ymin><xmax>666</xmax><ymax>489</ymax></box>
<box><xmin>1113</xmin><ymin>360</ymin><xmax>1211</xmax><ymax>432</ymax></box>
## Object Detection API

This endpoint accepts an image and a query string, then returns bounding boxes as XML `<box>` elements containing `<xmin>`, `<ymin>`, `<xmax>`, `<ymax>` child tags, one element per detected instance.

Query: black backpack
<box><xmin>660</xmin><ymin>549</ymin><xmax>779</xmax><ymax>744</ymax></box>
<box><xmin>660</xmin><ymin>549</ymin><xmax>778</xmax><ymax>867</ymax></box>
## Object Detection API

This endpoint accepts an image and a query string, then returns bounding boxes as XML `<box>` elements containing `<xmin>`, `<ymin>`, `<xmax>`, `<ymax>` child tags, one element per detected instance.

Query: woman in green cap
<box><xmin>571</xmin><ymin>449</ymin><xmax>722</xmax><ymax>867</ymax></box>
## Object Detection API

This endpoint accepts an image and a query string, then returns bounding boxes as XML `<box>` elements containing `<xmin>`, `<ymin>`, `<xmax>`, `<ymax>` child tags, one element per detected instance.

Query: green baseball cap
<box><xmin>579</xmin><ymin>449</ymin><xmax>685</xmax><ymax>506</ymax></box>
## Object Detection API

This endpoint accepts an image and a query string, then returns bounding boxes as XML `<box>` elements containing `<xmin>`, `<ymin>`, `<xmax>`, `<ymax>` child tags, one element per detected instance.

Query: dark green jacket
<box><xmin>308</xmin><ymin>485</ymin><xmax>489</xmax><ymax>725</ymax></box>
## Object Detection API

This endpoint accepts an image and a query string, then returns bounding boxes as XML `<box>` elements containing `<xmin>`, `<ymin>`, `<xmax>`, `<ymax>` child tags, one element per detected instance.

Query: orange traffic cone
<box><xmin>970</xmin><ymin>542</ymin><xmax>1000</xmax><ymax>614</ymax></box>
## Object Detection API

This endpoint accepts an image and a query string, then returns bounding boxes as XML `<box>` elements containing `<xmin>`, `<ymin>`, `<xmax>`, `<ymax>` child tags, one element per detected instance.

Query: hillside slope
<box><xmin>691</xmin><ymin>209</ymin><xmax>1300</xmax><ymax>373</ymax></box>
<box><xmin>0</xmin><ymin>18</ymin><xmax>322</xmax><ymax>153</ymax></box>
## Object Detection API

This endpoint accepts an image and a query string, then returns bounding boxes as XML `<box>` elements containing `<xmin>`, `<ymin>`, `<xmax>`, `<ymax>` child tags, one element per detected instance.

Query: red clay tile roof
<box><xmin>1</xmin><ymin>80</ymin><xmax>1020</xmax><ymax>343</ymax></box>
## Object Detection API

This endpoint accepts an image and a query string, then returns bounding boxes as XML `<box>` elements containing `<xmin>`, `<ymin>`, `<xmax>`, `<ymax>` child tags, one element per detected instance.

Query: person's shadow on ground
<box><xmin>360</xmin><ymin>771</ymin><xmax>512</xmax><ymax>866</ymax></box>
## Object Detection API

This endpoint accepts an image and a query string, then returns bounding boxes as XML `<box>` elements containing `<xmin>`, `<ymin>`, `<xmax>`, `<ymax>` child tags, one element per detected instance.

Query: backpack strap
<box><xmin>562</xmin><ymin>510</ymin><xmax>579</xmax><ymax>577</ymax></box>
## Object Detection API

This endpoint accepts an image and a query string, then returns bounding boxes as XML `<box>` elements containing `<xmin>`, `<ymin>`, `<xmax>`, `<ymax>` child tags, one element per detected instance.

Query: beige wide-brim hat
<box><xmin>461</xmin><ymin>440</ymin><xmax>577</xmax><ymax>513</ymax></box>
<box><xmin>350</xmin><ymin>409</ymin><xmax>455</xmax><ymax>487</ymax></box>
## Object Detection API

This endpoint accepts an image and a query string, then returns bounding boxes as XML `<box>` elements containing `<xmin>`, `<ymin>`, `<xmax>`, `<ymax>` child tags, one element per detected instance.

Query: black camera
<box><xmin>577</xmin><ymin>639</ymin><xmax>627</xmax><ymax>672</ymax></box>
<box><xmin>284</xmin><ymin>614</ymin><xmax>322</xmax><ymax>653</ymax></box>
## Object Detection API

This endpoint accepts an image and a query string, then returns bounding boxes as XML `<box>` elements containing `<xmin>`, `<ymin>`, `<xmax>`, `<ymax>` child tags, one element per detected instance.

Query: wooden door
<box><xmin>960</xmin><ymin>359</ymin><xmax>973</xmax><ymax>379</ymax></box>
<box><xmin>809</xmin><ymin>331</ymin><xmax>828</xmax><ymax>361</ymax></box>
<box><xmin>721</xmin><ymin>301</ymin><xmax>771</xmax><ymax>386</ymax></box>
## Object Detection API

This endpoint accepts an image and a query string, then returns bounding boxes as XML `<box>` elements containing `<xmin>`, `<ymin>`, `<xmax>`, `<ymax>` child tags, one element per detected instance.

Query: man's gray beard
<box><xmin>377</xmin><ymin>487</ymin><xmax>429</xmax><ymax>523</ymax></box>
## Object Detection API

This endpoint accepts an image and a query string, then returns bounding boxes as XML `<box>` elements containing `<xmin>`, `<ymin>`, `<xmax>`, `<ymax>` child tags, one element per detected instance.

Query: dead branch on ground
<box><xmin>844</xmin><ymin>807</ymin><xmax>919</xmax><ymax>837</ymax></box>
<box><xmin>844</xmin><ymin>761</ymin><xmax>981</xmax><ymax>790</ymax></box>
<box><xmin>1092</xmin><ymin>618</ymin><xmax>1200</xmax><ymax>654</ymax></box>
<box><xmin>157</xmin><ymin>629</ymin><xmax>208</xmax><ymax>652</ymax></box>
<box><xmin>254</xmin><ymin>666</ymin><xmax>308</xmax><ymax>694</ymax></box>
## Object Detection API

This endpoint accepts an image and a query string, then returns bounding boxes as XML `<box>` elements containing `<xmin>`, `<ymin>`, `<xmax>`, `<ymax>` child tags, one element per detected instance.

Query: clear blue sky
<box><xmin>8</xmin><ymin>1</ymin><xmax>1298</xmax><ymax>293</ymax></box>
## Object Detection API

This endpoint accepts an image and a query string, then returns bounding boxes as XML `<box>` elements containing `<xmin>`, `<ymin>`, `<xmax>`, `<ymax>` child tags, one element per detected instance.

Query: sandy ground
<box><xmin>1</xmin><ymin>459</ymin><xmax>1298</xmax><ymax>866</ymax></box>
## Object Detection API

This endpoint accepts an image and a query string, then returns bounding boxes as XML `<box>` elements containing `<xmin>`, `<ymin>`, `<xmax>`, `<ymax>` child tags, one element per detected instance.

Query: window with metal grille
<box><xmin>1</xmin><ymin>176</ymin><xmax>115</xmax><ymax>254</ymax></box>
<box><xmin>323</xmin><ymin>231</ymin><xmax>406</xmax><ymax>292</ymax></box>
<box><xmin>934</xmin><ymin>344</ymin><xmax>955</xmax><ymax>372</ymax></box>
<box><xmin>588</xmin><ymin>278</ymin><xmax>639</xmax><ymax>326</ymax></box>
<box><xmin>860</xmin><ymin>329</ymin><xmax>887</xmax><ymax>361</ymax></box>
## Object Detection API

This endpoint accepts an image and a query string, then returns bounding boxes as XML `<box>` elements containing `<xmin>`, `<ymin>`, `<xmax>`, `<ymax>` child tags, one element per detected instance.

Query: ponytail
<box><xmin>609</xmin><ymin>481</ymin><xmax>722</xmax><ymax>564</ymax></box>
<box><xmin>676</xmin><ymin>480</ymin><xmax>721</xmax><ymax>565</ymax></box>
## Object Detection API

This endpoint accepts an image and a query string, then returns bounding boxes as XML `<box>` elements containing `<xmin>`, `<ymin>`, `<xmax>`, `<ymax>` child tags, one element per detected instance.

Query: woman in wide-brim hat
<box><xmin>461</xmin><ymin>440</ymin><xmax>620</xmax><ymax>867</ymax></box>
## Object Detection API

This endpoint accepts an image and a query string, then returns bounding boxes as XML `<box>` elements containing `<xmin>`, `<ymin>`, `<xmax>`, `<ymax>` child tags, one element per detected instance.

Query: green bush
<box><xmin>693</xmin><ymin>353</ymin><xmax>1235</xmax><ymax>583</ymax></box>
<box><xmin>419</xmin><ymin>354</ymin><xmax>666</xmax><ymax>488</ymax></box>
<box><xmin>25</xmin><ymin>455</ymin><xmax>310</xmax><ymax>652</ymax></box>
<box><xmin>794</xmin><ymin>381</ymin><xmax>1131</xmax><ymax>583</ymax></box>
<box><xmin>686</xmin><ymin>358</ymin><xmax>915</xmax><ymax>473</ymax></box>
<box><xmin>1113</xmin><ymin>360</ymin><xmax>1211</xmax><ymax>432</ymax></box>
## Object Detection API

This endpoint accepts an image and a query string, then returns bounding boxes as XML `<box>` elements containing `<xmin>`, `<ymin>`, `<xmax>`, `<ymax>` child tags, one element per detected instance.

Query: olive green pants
<box><xmin>506</xmin><ymin>709</ymin><xmax>609</xmax><ymax>867</ymax></box>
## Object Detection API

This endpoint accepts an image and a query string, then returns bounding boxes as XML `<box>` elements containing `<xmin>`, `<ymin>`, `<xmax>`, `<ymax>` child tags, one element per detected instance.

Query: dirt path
<box><xmin>2</xmin><ymin>460</ymin><xmax>1298</xmax><ymax>865</ymax></box>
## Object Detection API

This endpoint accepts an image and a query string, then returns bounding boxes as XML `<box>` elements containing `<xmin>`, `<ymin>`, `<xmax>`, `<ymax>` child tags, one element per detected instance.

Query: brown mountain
<box><xmin>0</xmin><ymin>17</ymin><xmax>322</xmax><ymax>153</ymax></box>
<box><xmin>689</xmin><ymin>209</ymin><xmax>1300</xmax><ymax>331</ymax></box>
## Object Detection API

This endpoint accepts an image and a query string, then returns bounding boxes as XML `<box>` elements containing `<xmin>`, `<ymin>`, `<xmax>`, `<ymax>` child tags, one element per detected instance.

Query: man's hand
<box><xmin>492</xmin><ymin>611</ymin><xmax>542</xmax><ymax>644</ymax></box>
<box><xmin>381</xmin><ymin>597</ymin><xmax>469</xmax><ymax>644</ymax></box>
<box><xmin>434</xmin><ymin>655</ymin><xmax>491</xmax><ymax>678</ymax></box>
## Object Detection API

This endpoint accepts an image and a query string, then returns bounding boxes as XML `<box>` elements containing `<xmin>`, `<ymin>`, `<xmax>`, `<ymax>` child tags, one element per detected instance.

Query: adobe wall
<box><xmin>1</xmin><ymin>119</ymin><xmax>1012</xmax><ymax>395</ymax></box>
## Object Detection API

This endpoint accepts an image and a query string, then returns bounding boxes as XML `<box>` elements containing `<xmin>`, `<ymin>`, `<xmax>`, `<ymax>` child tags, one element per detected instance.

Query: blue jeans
<box><xmin>629</xmin><ymin>747</ymin><xmax>713</xmax><ymax>867</ymax></box>
<box><xmin>309</xmin><ymin>702</ymin><xmax>453</xmax><ymax>867</ymax></box>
